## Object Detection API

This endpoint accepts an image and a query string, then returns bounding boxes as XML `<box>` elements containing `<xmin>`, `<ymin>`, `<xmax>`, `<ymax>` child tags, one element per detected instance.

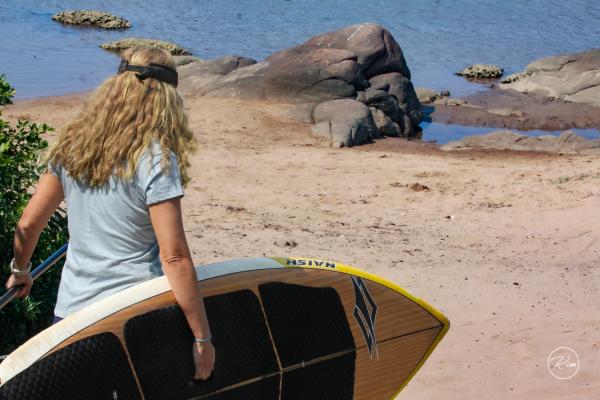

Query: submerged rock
<box><xmin>500</xmin><ymin>49</ymin><xmax>600</xmax><ymax>107</ymax></box>
<box><xmin>52</xmin><ymin>10</ymin><xmax>131</xmax><ymax>30</ymax></box>
<box><xmin>456</xmin><ymin>64</ymin><xmax>504</xmax><ymax>79</ymax></box>
<box><xmin>101</xmin><ymin>38</ymin><xmax>192</xmax><ymax>55</ymax></box>
<box><xmin>433</xmin><ymin>97</ymin><xmax>473</xmax><ymax>107</ymax></box>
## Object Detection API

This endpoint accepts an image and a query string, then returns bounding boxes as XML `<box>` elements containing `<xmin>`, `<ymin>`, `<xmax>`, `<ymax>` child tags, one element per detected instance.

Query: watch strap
<box><xmin>10</xmin><ymin>258</ymin><xmax>31</xmax><ymax>277</ymax></box>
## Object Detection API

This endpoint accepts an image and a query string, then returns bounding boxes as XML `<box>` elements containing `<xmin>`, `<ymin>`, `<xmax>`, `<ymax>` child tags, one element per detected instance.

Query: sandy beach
<box><xmin>4</xmin><ymin>92</ymin><xmax>599</xmax><ymax>399</ymax></box>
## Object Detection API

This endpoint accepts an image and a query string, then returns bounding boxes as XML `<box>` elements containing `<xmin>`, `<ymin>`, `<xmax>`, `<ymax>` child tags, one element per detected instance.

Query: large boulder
<box><xmin>283</xmin><ymin>103</ymin><xmax>318</xmax><ymax>124</ymax></box>
<box><xmin>178</xmin><ymin>55</ymin><xmax>257</xmax><ymax>76</ymax></box>
<box><xmin>500</xmin><ymin>49</ymin><xmax>600</xmax><ymax>106</ymax></box>
<box><xmin>363</xmin><ymin>89</ymin><xmax>390</xmax><ymax>104</ymax></box>
<box><xmin>52</xmin><ymin>10</ymin><xmax>131</xmax><ymax>30</ymax></box>
<box><xmin>369</xmin><ymin>108</ymin><xmax>402</xmax><ymax>137</ymax></box>
<box><xmin>101</xmin><ymin>38</ymin><xmax>192</xmax><ymax>55</ymax></box>
<box><xmin>178</xmin><ymin>50</ymin><xmax>359</xmax><ymax>101</ymax></box>
<box><xmin>181</xmin><ymin>23</ymin><xmax>415</xmax><ymax>101</ymax></box>
<box><xmin>263</xmin><ymin>48</ymin><xmax>366</xmax><ymax>101</ymax></box>
<box><xmin>312</xmin><ymin>100</ymin><xmax>377</xmax><ymax>147</ymax></box>
<box><xmin>179</xmin><ymin>62</ymin><xmax>268</xmax><ymax>99</ymax></box>
<box><xmin>173</xmin><ymin>56</ymin><xmax>204</xmax><ymax>67</ymax></box>
<box><xmin>362</xmin><ymin>92</ymin><xmax>402</xmax><ymax>124</ymax></box>
<box><xmin>269</xmin><ymin>23</ymin><xmax>411</xmax><ymax>79</ymax></box>
<box><xmin>179</xmin><ymin>23</ymin><xmax>423</xmax><ymax>139</ymax></box>
<box><xmin>368</xmin><ymin>73</ymin><xmax>422</xmax><ymax>136</ymax></box>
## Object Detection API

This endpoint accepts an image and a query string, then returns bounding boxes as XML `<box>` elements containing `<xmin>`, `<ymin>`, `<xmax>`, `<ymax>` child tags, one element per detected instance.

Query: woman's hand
<box><xmin>192</xmin><ymin>341</ymin><xmax>216</xmax><ymax>380</ymax></box>
<box><xmin>5</xmin><ymin>273</ymin><xmax>33</xmax><ymax>298</ymax></box>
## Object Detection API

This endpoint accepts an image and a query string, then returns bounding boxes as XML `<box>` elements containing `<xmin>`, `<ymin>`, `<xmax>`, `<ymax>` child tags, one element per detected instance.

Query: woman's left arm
<box><xmin>5</xmin><ymin>173</ymin><xmax>64</xmax><ymax>297</ymax></box>
<box><xmin>149</xmin><ymin>197</ymin><xmax>215</xmax><ymax>380</ymax></box>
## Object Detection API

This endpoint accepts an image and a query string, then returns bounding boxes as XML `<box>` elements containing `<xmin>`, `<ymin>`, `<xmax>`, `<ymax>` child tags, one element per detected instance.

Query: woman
<box><xmin>4</xmin><ymin>47</ymin><xmax>215</xmax><ymax>380</ymax></box>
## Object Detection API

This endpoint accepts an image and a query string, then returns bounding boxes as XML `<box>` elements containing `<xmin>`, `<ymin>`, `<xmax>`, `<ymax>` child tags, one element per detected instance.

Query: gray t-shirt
<box><xmin>50</xmin><ymin>143</ymin><xmax>184</xmax><ymax>318</ymax></box>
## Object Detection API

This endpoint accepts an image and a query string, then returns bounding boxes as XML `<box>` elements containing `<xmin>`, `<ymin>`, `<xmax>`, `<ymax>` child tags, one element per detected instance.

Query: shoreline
<box><xmin>7</xmin><ymin>88</ymin><xmax>599</xmax><ymax>155</ymax></box>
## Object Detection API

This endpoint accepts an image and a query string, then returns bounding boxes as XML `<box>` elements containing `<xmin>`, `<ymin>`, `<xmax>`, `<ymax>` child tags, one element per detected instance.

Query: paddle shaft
<box><xmin>0</xmin><ymin>243</ymin><xmax>68</xmax><ymax>311</ymax></box>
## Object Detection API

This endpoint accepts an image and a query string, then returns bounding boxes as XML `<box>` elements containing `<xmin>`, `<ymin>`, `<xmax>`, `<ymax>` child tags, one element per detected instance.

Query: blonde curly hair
<box><xmin>46</xmin><ymin>46</ymin><xmax>196</xmax><ymax>187</ymax></box>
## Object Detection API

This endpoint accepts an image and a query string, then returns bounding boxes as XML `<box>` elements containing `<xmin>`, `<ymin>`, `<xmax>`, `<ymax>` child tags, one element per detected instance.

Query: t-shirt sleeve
<box><xmin>143</xmin><ymin>151</ymin><xmax>184</xmax><ymax>206</ymax></box>
<box><xmin>47</xmin><ymin>162</ymin><xmax>62</xmax><ymax>178</ymax></box>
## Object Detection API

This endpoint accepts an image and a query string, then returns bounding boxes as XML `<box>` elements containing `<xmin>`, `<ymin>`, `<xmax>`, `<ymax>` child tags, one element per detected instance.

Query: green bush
<box><xmin>0</xmin><ymin>74</ymin><xmax>68</xmax><ymax>355</ymax></box>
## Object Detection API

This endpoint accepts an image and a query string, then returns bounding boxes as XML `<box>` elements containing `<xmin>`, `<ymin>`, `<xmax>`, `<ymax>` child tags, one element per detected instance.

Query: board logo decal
<box><xmin>286</xmin><ymin>258</ymin><xmax>337</xmax><ymax>268</ymax></box>
<box><xmin>351</xmin><ymin>276</ymin><xmax>379</xmax><ymax>359</ymax></box>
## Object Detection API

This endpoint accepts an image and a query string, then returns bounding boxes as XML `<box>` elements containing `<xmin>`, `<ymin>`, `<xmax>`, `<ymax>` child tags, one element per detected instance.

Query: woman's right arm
<box><xmin>5</xmin><ymin>173</ymin><xmax>64</xmax><ymax>297</ymax></box>
<box><xmin>148</xmin><ymin>197</ymin><xmax>215</xmax><ymax>380</ymax></box>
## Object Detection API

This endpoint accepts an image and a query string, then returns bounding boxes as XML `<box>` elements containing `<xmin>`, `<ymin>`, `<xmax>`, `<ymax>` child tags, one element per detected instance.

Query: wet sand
<box><xmin>4</xmin><ymin>93</ymin><xmax>599</xmax><ymax>399</ymax></box>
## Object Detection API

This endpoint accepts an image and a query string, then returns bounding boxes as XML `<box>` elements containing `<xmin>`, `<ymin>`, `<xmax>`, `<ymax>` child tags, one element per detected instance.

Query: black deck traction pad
<box><xmin>202</xmin><ymin>375</ymin><xmax>279</xmax><ymax>400</ymax></box>
<box><xmin>281</xmin><ymin>351</ymin><xmax>356</xmax><ymax>400</ymax></box>
<box><xmin>0</xmin><ymin>332</ymin><xmax>141</xmax><ymax>400</ymax></box>
<box><xmin>258</xmin><ymin>281</ymin><xmax>356</xmax><ymax>367</ymax></box>
<box><xmin>124</xmin><ymin>289</ymin><xmax>279</xmax><ymax>400</ymax></box>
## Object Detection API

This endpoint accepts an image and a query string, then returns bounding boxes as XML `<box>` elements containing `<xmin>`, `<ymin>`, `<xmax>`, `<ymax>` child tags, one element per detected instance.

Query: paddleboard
<box><xmin>0</xmin><ymin>257</ymin><xmax>449</xmax><ymax>399</ymax></box>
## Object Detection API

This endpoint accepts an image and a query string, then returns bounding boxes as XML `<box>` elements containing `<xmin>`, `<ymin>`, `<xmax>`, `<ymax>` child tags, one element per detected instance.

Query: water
<box><xmin>421</xmin><ymin>123</ymin><xmax>600</xmax><ymax>145</ymax></box>
<box><xmin>1</xmin><ymin>0</ymin><xmax>599</xmax><ymax>100</ymax></box>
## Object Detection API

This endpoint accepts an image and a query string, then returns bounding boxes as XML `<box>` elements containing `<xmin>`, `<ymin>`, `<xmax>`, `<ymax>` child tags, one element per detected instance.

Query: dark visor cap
<box><xmin>118</xmin><ymin>60</ymin><xmax>178</xmax><ymax>87</ymax></box>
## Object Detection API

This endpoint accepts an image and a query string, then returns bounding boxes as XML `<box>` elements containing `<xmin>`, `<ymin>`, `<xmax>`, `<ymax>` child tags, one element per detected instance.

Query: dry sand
<box><xmin>5</xmin><ymin>94</ymin><xmax>600</xmax><ymax>399</ymax></box>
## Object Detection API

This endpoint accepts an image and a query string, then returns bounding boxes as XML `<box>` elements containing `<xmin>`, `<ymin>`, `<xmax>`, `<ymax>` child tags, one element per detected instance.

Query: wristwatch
<box><xmin>10</xmin><ymin>258</ymin><xmax>31</xmax><ymax>277</ymax></box>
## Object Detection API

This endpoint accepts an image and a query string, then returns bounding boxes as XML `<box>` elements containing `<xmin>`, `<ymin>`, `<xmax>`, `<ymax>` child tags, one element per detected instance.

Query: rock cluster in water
<box><xmin>52</xmin><ymin>10</ymin><xmax>131</xmax><ymax>30</ymax></box>
<box><xmin>456</xmin><ymin>64</ymin><xmax>504</xmax><ymax>79</ymax></box>
<box><xmin>500</xmin><ymin>71</ymin><xmax>529</xmax><ymax>84</ymax></box>
<box><xmin>178</xmin><ymin>23</ymin><xmax>423</xmax><ymax>147</ymax></box>
<box><xmin>101</xmin><ymin>38</ymin><xmax>192</xmax><ymax>56</ymax></box>
<box><xmin>500</xmin><ymin>49</ymin><xmax>600</xmax><ymax>107</ymax></box>
<box><xmin>415</xmin><ymin>88</ymin><xmax>451</xmax><ymax>104</ymax></box>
